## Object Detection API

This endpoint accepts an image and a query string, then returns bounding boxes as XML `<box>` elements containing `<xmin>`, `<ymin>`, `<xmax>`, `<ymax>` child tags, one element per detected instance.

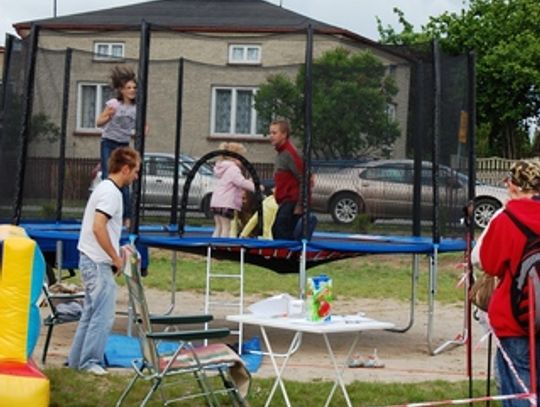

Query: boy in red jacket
<box><xmin>269</xmin><ymin>120</ymin><xmax>304</xmax><ymax>240</ymax></box>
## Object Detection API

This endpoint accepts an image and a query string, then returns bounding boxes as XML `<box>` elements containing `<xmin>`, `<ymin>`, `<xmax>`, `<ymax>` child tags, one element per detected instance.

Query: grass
<box><xmin>141</xmin><ymin>249</ymin><xmax>467</xmax><ymax>304</ymax></box>
<box><xmin>46</xmin><ymin>238</ymin><xmax>479</xmax><ymax>406</ymax></box>
<box><xmin>45</xmin><ymin>367</ymin><xmax>497</xmax><ymax>406</ymax></box>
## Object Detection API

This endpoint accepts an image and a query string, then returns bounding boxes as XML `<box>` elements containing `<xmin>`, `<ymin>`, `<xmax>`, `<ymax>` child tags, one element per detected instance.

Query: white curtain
<box><xmin>235</xmin><ymin>90</ymin><xmax>252</xmax><ymax>134</ymax></box>
<box><xmin>215</xmin><ymin>89</ymin><xmax>232</xmax><ymax>133</ymax></box>
<box><xmin>80</xmin><ymin>85</ymin><xmax>97</xmax><ymax>128</ymax></box>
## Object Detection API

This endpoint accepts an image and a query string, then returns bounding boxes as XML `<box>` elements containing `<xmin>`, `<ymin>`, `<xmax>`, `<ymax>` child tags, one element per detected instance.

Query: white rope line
<box><xmin>397</xmin><ymin>310</ymin><xmax>536</xmax><ymax>407</ymax></box>
<box><xmin>390</xmin><ymin>392</ymin><xmax>530</xmax><ymax>407</ymax></box>
<box><xmin>482</xmin><ymin>313</ymin><xmax>534</xmax><ymax>404</ymax></box>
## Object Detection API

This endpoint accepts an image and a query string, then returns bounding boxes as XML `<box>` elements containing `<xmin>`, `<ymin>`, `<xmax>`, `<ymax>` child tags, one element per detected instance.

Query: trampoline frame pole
<box><xmin>13</xmin><ymin>24</ymin><xmax>40</xmax><ymax>225</ymax></box>
<box><xmin>301</xmin><ymin>24</ymin><xmax>314</xmax><ymax>240</ymax></box>
<box><xmin>0</xmin><ymin>34</ymin><xmax>14</xmax><ymax>118</ymax></box>
<box><xmin>132</xmin><ymin>20</ymin><xmax>151</xmax><ymax>235</ymax></box>
<box><xmin>170</xmin><ymin>57</ymin><xmax>184</xmax><ymax>227</ymax></box>
<box><xmin>55</xmin><ymin>48</ymin><xmax>72</xmax><ymax>222</ymax></box>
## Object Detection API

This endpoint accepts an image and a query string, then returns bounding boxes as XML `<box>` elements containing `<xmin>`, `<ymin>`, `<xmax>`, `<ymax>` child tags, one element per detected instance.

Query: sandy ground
<box><xmin>38</xmin><ymin>287</ymin><xmax>492</xmax><ymax>384</ymax></box>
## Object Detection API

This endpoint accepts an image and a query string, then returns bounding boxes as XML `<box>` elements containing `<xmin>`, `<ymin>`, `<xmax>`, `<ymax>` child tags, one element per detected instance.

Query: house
<box><xmin>12</xmin><ymin>0</ymin><xmax>411</xmax><ymax>163</ymax></box>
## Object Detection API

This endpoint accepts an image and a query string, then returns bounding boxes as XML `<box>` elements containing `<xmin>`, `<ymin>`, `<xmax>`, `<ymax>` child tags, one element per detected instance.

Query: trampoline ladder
<box><xmin>204</xmin><ymin>246</ymin><xmax>245</xmax><ymax>349</ymax></box>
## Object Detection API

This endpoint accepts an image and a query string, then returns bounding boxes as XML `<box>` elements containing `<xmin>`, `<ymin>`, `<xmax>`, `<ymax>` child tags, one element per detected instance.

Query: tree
<box><xmin>377</xmin><ymin>0</ymin><xmax>540</xmax><ymax>158</ymax></box>
<box><xmin>254</xmin><ymin>47</ymin><xmax>400</xmax><ymax>159</ymax></box>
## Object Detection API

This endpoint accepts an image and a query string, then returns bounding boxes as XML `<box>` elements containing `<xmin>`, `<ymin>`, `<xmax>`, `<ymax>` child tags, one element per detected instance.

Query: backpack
<box><xmin>505</xmin><ymin>210</ymin><xmax>540</xmax><ymax>332</ymax></box>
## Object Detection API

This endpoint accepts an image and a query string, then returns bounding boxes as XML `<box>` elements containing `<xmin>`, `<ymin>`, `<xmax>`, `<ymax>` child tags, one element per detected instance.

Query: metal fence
<box><xmin>22</xmin><ymin>156</ymin><xmax>520</xmax><ymax>202</ymax></box>
<box><xmin>476</xmin><ymin>156</ymin><xmax>540</xmax><ymax>186</ymax></box>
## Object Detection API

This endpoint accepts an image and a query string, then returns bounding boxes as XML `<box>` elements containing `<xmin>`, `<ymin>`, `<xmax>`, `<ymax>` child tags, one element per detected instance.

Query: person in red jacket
<box><xmin>269</xmin><ymin>119</ymin><xmax>305</xmax><ymax>240</ymax></box>
<box><xmin>472</xmin><ymin>159</ymin><xmax>540</xmax><ymax>405</ymax></box>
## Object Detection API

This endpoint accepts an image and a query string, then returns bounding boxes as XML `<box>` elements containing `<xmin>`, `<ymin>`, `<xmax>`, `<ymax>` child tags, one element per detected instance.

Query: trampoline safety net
<box><xmin>0</xmin><ymin>27</ymin><xmax>476</xmax><ymax>239</ymax></box>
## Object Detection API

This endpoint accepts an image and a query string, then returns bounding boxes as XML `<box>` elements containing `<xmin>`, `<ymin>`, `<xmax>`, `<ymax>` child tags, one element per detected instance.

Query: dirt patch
<box><xmin>38</xmin><ymin>287</ymin><xmax>491</xmax><ymax>384</ymax></box>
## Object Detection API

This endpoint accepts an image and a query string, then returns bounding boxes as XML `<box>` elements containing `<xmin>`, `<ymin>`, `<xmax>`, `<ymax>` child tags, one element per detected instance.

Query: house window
<box><xmin>228</xmin><ymin>44</ymin><xmax>261</xmax><ymax>64</ymax></box>
<box><xmin>211</xmin><ymin>87</ymin><xmax>264</xmax><ymax>137</ymax></box>
<box><xmin>77</xmin><ymin>82</ymin><xmax>113</xmax><ymax>131</ymax></box>
<box><xmin>94</xmin><ymin>42</ymin><xmax>125</xmax><ymax>60</ymax></box>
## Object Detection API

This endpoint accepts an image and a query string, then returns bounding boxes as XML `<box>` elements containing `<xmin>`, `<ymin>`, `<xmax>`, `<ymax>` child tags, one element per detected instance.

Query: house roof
<box><xmin>14</xmin><ymin>0</ymin><xmax>371</xmax><ymax>41</ymax></box>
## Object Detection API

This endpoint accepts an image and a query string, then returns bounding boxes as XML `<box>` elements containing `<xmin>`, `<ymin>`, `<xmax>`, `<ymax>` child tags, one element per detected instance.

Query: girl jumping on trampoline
<box><xmin>210</xmin><ymin>142</ymin><xmax>255</xmax><ymax>237</ymax></box>
<box><xmin>97</xmin><ymin>66</ymin><xmax>145</xmax><ymax>226</ymax></box>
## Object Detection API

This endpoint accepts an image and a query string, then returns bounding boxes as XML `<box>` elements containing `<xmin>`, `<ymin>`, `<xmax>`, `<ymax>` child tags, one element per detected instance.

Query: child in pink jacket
<box><xmin>210</xmin><ymin>142</ymin><xmax>255</xmax><ymax>237</ymax></box>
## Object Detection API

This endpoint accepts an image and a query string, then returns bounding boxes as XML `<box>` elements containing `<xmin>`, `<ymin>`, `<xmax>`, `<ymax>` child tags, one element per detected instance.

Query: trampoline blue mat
<box><xmin>24</xmin><ymin>228</ymin><xmax>149</xmax><ymax>270</ymax></box>
<box><xmin>22</xmin><ymin>223</ymin><xmax>465</xmax><ymax>274</ymax></box>
<box><xmin>137</xmin><ymin>228</ymin><xmax>465</xmax><ymax>273</ymax></box>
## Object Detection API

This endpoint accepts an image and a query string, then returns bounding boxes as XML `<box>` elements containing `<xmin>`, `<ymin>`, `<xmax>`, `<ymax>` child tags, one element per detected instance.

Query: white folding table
<box><xmin>227</xmin><ymin>314</ymin><xmax>394</xmax><ymax>407</ymax></box>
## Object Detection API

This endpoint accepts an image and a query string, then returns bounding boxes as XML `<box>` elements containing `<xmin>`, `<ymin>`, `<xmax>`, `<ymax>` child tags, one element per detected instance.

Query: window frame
<box><xmin>93</xmin><ymin>42</ymin><xmax>125</xmax><ymax>61</ymax></box>
<box><xmin>76</xmin><ymin>82</ymin><xmax>111</xmax><ymax>132</ymax></box>
<box><xmin>228</xmin><ymin>44</ymin><xmax>262</xmax><ymax>65</ymax></box>
<box><xmin>210</xmin><ymin>86</ymin><xmax>264</xmax><ymax>138</ymax></box>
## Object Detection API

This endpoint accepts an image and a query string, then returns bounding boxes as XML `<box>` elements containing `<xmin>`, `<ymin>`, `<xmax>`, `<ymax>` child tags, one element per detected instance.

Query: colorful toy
<box><xmin>0</xmin><ymin>225</ymin><xmax>49</xmax><ymax>406</ymax></box>
<box><xmin>306</xmin><ymin>274</ymin><xmax>333</xmax><ymax>322</ymax></box>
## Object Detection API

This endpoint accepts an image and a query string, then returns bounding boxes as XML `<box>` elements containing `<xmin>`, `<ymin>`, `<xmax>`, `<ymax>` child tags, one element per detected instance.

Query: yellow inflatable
<box><xmin>0</xmin><ymin>225</ymin><xmax>49</xmax><ymax>406</ymax></box>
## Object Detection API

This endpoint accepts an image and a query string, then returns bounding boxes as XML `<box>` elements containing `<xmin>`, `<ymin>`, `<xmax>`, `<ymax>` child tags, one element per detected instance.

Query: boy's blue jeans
<box><xmin>68</xmin><ymin>253</ymin><xmax>117</xmax><ymax>370</ymax></box>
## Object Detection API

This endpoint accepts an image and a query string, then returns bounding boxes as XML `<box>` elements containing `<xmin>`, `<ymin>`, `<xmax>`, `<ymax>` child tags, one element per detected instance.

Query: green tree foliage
<box><xmin>30</xmin><ymin>112</ymin><xmax>61</xmax><ymax>143</ymax></box>
<box><xmin>377</xmin><ymin>0</ymin><xmax>540</xmax><ymax>158</ymax></box>
<box><xmin>254</xmin><ymin>47</ymin><xmax>400</xmax><ymax>159</ymax></box>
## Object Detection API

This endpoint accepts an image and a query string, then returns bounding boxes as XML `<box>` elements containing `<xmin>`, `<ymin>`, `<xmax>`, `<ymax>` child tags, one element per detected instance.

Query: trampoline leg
<box><xmin>428</xmin><ymin>247</ymin><xmax>467</xmax><ymax>355</ymax></box>
<box><xmin>386</xmin><ymin>254</ymin><xmax>419</xmax><ymax>333</ymax></box>
<box><xmin>56</xmin><ymin>240</ymin><xmax>63</xmax><ymax>283</ymax></box>
<box><xmin>165</xmin><ymin>250</ymin><xmax>177</xmax><ymax>315</ymax></box>
<box><xmin>427</xmin><ymin>251</ymin><xmax>438</xmax><ymax>355</ymax></box>
<box><xmin>204</xmin><ymin>246</ymin><xmax>212</xmax><ymax>346</ymax></box>
<box><xmin>238</xmin><ymin>248</ymin><xmax>245</xmax><ymax>353</ymax></box>
<box><xmin>298</xmin><ymin>240</ymin><xmax>307</xmax><ymax>299</ymax></box>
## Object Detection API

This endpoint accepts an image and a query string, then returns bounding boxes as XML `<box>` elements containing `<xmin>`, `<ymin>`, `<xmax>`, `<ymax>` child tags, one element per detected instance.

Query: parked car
<box><xmin>91</xmin><ymin>152</ymin><xmax>215</xmax><ymax>216</ymax></box>
<box><xmin>310</xmin><ymin>159</ymin><xmax>508</xmax><ymax>228</ymax></box>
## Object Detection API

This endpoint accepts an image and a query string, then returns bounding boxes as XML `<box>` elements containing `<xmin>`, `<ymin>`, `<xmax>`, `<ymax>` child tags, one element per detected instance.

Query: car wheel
<box><xmin>202</xmin><ymin>194</ymin><xmax>213</xmax><ymax>219</ymax></box>
<box><xmin>473</xmin><ymin>198</ymin><xmax>501</xmax><ymax>229</ymax></box>
<box><xmin>330</xmin><ymin>192</ymin><xmax>362</xmax><ymax>224</ymax></box>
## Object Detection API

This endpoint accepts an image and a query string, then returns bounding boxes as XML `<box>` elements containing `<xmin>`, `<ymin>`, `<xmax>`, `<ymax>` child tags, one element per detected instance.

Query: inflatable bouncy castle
<box><xmin>0</xmin><ymin>225</ymin><xmax>49</xmax><ymax>406</ymax></box>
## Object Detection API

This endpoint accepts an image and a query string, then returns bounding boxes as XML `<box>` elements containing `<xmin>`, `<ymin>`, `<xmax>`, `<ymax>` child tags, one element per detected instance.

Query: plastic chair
<box><xmin>116</xmin><ymin>245</ymin><xmax>250</xmax><ymax>407</ymax></box>
<box><xmin>41</xmin><ymin>282</ymin><xmax>84</xmax><ymax>364</ymax></box>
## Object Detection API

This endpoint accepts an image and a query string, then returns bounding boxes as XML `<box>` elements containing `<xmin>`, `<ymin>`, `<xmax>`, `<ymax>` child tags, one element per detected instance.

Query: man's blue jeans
<box><xmin>100</xmin><ymin>138</ymin><xmax>130</xmax><ymax>220</ymax></box>
<box><xmin>497</xmin><ymin>336</ymin><xmax>540</xmax><ymax>406</ymax></box>
<box><xmin>272</xmin><ymin>201</ymin><xmax>300</xmax><ymax>240</ymax></box>
<box><xmin>68</xmin><ymin>253</ymin><xmax>117</xmax><ymax>370</ymax></box>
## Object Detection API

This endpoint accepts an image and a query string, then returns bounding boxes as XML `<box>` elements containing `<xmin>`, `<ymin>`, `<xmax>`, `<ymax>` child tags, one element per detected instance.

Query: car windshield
<box><xmin>179</xmin><ymin>154</ymin><xmax>213</xmax><ymax>176</ymax></box>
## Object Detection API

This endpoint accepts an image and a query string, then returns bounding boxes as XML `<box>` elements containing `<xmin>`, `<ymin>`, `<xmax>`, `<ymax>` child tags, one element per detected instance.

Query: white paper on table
<box><xmin>247</xmin><ymin>293</ymin><xmax>296</xmax><ymax>317</ymax></box>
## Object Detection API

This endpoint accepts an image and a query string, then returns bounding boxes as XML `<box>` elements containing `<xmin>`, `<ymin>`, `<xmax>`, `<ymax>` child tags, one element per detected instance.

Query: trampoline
<box><xmin>23</xmin><ymin>221</ymin><xmax>464</xmax><ymax>274</ymax></box>
<box><xmin>23</xmin><ymin>221</ymin><xmax>466</xmax><ymax>353</ymax></box>
<box><xmin>8</xmin><ymin>23</ymin><xmax>475</xmax><ymax>360</ymax></box>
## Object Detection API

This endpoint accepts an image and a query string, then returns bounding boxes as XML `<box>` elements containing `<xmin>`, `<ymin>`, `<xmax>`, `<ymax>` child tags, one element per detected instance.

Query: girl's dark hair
<box><xmin>110</xmin><ymin>66</ymin><xmax>136</xmax><ymax>100</ymax></box>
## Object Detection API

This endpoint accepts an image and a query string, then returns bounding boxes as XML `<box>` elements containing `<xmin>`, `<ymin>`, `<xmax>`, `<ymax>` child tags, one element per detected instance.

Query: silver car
<box><xmin>311</xmin><ymin>159</ymin><xmax>508</xmax><ymax>228</ymax></box>
<box><xmin>91</xmin><ymin>152</ymin><xmax>215</xmax><ymax>216</ymax></box>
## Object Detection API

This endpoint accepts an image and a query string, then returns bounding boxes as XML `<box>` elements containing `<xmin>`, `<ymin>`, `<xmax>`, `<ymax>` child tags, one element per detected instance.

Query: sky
<box><xmin>0</xmin><ymin>0</ymin><xmax>468</xmax><ymax>46</ymax></box>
